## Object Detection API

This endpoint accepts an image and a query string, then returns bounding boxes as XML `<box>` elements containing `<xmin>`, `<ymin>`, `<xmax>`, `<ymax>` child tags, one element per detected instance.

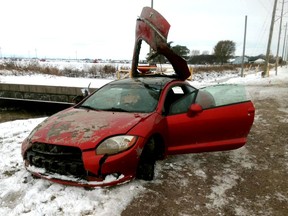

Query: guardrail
<box><xmin>0</xmin><ymin>83</ymin><xmax>97</xmax><ymax>104</ymax></box>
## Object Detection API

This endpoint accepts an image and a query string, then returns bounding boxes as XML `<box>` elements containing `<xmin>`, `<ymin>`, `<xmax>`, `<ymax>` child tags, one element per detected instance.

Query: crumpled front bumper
<box><xmin>25</xmin><ymin>164</ymin><xmax>133</xmax><ymax>187</ymax></box>
<box><xmin>23</xmin><ymin>137</ymin><xmax>145</xmax><ymax>187</ymax></box>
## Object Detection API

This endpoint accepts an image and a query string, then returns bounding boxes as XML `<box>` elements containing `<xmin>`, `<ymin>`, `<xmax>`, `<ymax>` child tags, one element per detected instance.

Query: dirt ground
<box><xmin>122</xmin><ymin>82</ymin><xmax>288</xmax><ymax>216</ymax></box>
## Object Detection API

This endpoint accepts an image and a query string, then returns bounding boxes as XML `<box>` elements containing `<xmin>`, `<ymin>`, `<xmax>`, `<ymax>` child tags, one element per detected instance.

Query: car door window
<box><xmin>195</xmin><ymin>90</ymin><xmax>216</xmax><ymax>109</ymax></box>
<box><xmin>164</xmin><ymin>85</ymin><xmax>196</xmax><ymax>115</ymax></box>
<box><xmin>199</xmin><ymin>84</ymin><xmax>251</xmax><ymax>107</ymax></box>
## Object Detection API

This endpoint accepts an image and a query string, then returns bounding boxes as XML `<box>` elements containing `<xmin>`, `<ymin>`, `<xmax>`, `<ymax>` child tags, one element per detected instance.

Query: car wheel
<box><xmin>136</xmin><ymin>138</ymin><xmax>156</xmax><ymax>181</ymax></box>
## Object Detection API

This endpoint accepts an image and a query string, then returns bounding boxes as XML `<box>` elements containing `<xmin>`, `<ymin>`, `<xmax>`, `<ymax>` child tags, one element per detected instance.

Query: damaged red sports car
<box><xmin>21</xmin><ymin>7</ymin><xmax>255</xmax><ymax>187</ymax></box>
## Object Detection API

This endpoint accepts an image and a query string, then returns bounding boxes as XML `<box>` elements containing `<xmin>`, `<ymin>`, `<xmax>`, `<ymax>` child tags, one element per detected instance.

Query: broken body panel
<box><xmin>131</xmin><ymin>7</ymin><xmax>190</xmax><ymax>80</ymax></box>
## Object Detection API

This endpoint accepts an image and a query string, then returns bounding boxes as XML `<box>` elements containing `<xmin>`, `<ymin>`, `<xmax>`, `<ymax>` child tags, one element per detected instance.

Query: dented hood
<box><xmin>29</xmin><ymin>108</ymin><xmax>149</xmax><ymax>150</ymax></box>
<box><xmin>131</xmin><ymin>7</ymin><xmax>190</xmax><ymax>80</ymax></box>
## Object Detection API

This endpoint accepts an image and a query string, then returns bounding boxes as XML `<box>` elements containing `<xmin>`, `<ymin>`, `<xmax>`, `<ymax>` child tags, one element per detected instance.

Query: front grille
<box><xmin>25</xmin><ymin>142</ymin><xmax>86</xmax><ymax>178</ymax></box>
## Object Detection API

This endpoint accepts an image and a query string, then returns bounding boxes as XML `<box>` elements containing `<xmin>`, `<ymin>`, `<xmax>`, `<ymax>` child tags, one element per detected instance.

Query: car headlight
<box><xmin>96</xmin><ymin>135</ymin><xmax>138</xmax><ymax>155</ymax></box>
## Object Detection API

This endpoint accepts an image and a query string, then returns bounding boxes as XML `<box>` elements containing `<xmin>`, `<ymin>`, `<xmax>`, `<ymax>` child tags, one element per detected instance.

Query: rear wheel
<box><xmin>136</xmin><ymin>138</ymin><xmax>156</xmax><ymax>181</ymax></box>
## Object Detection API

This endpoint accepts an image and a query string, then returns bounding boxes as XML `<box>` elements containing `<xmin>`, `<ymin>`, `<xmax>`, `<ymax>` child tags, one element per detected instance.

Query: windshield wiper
<box><xmin>102</xmin><ymin>107</ymin><xmax>129</xmax><ymax>112</ymax></box>
<box><xmin>143</xmin><ymin>83</ymin><xmax>159</xmax><ymax>92</ymax></box>
<box><xmin>78</xmin><ymin>105</ymin><xmax>98</xmax><ymax>110</ymax></box>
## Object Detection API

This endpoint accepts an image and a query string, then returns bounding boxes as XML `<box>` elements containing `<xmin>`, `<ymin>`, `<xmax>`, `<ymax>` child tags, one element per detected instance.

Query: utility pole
<box><xmin>282</xmin><ymin>23</ymin><xmax>287</xmax><ymax>63</ymax></box>
<box><xmin>284</xmin><ymin>35</ymin><xmax>288</xmax><ymax>62</ymax></box>
<box><xmin>241</xmin><ymin>15</ymin><xmax>247</xmax><ymax>77</ymax></box>
<box><xmin>275</xmin><ymin>0</ymin><xmax>285</xmax><ymax>75</ymax></box>
<box><xmin>263</xmin><ymin>0</ymin><xmax>278</xmax><ymax>77</ymax></box>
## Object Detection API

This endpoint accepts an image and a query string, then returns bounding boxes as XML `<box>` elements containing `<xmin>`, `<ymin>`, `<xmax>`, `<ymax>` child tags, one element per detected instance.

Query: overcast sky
<box><xmin>0</xmin><ymin>0</ymin><xmax>283</xmax><ymax>60</ymax></box>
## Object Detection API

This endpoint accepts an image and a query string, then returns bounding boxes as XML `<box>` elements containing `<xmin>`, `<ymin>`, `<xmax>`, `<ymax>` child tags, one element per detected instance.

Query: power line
<box><xmin>257</xmin><ymin>0</ymin><xmax>275</xmax><ymax>13</ymax></box>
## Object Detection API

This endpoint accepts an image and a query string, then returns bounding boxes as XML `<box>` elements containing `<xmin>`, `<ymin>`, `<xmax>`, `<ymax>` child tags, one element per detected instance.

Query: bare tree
<box><xmin>191</xmin><ymin>50</ymin><xmax>200</xmax><ymax>56</ymax></box>
<box><xmin>202</xmin><ymin>50</ymin><xmax>210</xmax><ymax>55</ymax></box>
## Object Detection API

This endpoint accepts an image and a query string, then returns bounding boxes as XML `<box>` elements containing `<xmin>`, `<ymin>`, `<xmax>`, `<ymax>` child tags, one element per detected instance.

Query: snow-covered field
<box><xmin>0</xmin><ymin>65</ymin><xmax>287</xmax><ymax>215</ymax></box>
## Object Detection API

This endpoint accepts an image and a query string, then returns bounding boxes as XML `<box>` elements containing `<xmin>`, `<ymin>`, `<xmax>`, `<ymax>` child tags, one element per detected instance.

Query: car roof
<box><xmin>108</xmin><ymin>76</ymin><xmax>181</xmax><ymax>89</ymax></box>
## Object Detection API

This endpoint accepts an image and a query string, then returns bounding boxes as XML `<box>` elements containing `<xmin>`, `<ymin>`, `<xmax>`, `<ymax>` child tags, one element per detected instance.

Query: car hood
<box><xmin>131</xmin><ymin>7</ymin><xmax>191</xmax><ymax>80</ymax></box>
<box><xmin>29</xmin><ymin>108</ymin><xmax>150</xmax><ymax>149</ymax></box>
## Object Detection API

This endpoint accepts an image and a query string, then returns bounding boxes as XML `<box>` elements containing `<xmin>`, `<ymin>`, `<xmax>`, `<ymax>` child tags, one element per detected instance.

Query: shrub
<box><xmin>0</xmin><ymin>60</ymin><xmax>62</xmax><ymax>76</ymax></box>
<box><xmin>192</xmin><ymin>65</ymin><xmax>238</xmax><ymax>73</ymax></box>
<box><xmin>98</xmin><ymin>65</ymin><xmax>116</xmax><ymax>78</ymax></box>
<box><xmin>87</xmin><ymin>65</ymin><xmax>100</xmax><ymax>78</ymax></box>
<box><xmin>61</xmin><ymin>67</ymin><xmax>82</xmax><ymax>77</ymax></box>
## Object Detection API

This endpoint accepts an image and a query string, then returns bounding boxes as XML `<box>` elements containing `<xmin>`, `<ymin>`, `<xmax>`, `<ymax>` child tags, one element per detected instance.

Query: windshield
<box><xmin>79</xmin><ymin>81</ymin><xmax>161</xmax><ymax>113</ymax></box>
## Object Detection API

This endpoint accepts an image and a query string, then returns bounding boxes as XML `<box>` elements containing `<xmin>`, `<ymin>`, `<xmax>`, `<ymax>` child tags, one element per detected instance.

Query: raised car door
<box><xmin>166</xmin><ymin>84</ymin><xmax>255</xmax><ymax>155</ymax></box>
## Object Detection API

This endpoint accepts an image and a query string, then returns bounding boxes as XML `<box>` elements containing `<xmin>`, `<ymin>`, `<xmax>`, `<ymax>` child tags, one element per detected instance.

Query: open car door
<box><xmin>166</xmin><ymin>84</ymin><xmax>255</xmax><ymax>154</ymax></box>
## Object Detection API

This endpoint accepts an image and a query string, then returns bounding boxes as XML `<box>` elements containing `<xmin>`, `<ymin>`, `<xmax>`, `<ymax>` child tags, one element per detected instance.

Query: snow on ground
<box><xmin>0</xmin><ymin>73</ymin><xmax>113</xmax><ymax>89</ymax></box>
<box><xmin>0</xmin><ymin>117</ymin><xmax>146</xmax><ymax>215</ymax></box>
<box><xmin>0</xmin><ymin>66</ymin><xmax>287</xmax><ymax>215</ymax></box>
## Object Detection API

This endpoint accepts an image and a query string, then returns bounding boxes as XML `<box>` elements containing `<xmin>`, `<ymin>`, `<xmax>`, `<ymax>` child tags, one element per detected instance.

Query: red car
<box><xmin>21</xmin><ymin>7</ymin><xmax>255</xmax><ymax>187</ymax></box>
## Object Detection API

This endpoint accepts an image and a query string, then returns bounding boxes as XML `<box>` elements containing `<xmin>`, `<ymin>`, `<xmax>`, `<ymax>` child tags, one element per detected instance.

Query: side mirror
<box><xmin>73</xmin><ymin>83</ymin><xmax>91</xmax><ymax>104</ymax></box>
<box><xmin>187</xmin><ymin>104</ymin><xmax>203</xmax><ymax>117</ymax></box>
<box><xmin>72</xmin><ymin>95</ymin><xmax>85</xmax><ymax>104</ymax></box>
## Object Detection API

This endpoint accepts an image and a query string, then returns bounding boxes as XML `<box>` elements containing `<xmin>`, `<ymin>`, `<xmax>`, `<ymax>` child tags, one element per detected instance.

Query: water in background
<box><xmin>0</xmin><ymin>99</ymin><xmax>71</xmax><ymax>123</ymax></box>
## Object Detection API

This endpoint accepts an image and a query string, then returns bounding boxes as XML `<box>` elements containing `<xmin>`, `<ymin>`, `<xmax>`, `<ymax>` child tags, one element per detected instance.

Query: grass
<box><xmin>0</xmin><ymin>60</ymin><xmax>62</xmax><ymax>76</ymax></box>
<box><xmin>190</xmin><ymin>64</ymin><xmax>264</xmax><ymax>74</ymax></box>
<box><xmin>0</xmin><ymin>60</ymin><xmax>117</xmax><ymax>78</ymax></box>
<box><xmin>0</xmin><ymin>59</ymin><xmax>263</xmax><ymax>78</ymax></box>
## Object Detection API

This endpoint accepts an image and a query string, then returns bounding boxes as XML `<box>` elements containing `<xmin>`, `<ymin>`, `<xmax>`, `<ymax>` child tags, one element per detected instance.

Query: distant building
<box><xmin>253</xmin><ymin>58</ymin><xmax>265</xmax><ymax>64</ymax></box>
<box><xmin>248</xmin><ymin>55</ymin><xmax>266</xmax><ymax>64</ymax></box>
<box><xmin>229</xmin><ymin>56</ymin><xmax>249</xmax><ymax>64</ymax></box>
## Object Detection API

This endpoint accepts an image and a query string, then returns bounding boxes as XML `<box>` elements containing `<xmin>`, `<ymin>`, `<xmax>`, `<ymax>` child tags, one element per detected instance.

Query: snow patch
<box><xmin>206</xmin><ymin>171</ymin><xmax>239</xmax><ymax>208</ymax></box>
